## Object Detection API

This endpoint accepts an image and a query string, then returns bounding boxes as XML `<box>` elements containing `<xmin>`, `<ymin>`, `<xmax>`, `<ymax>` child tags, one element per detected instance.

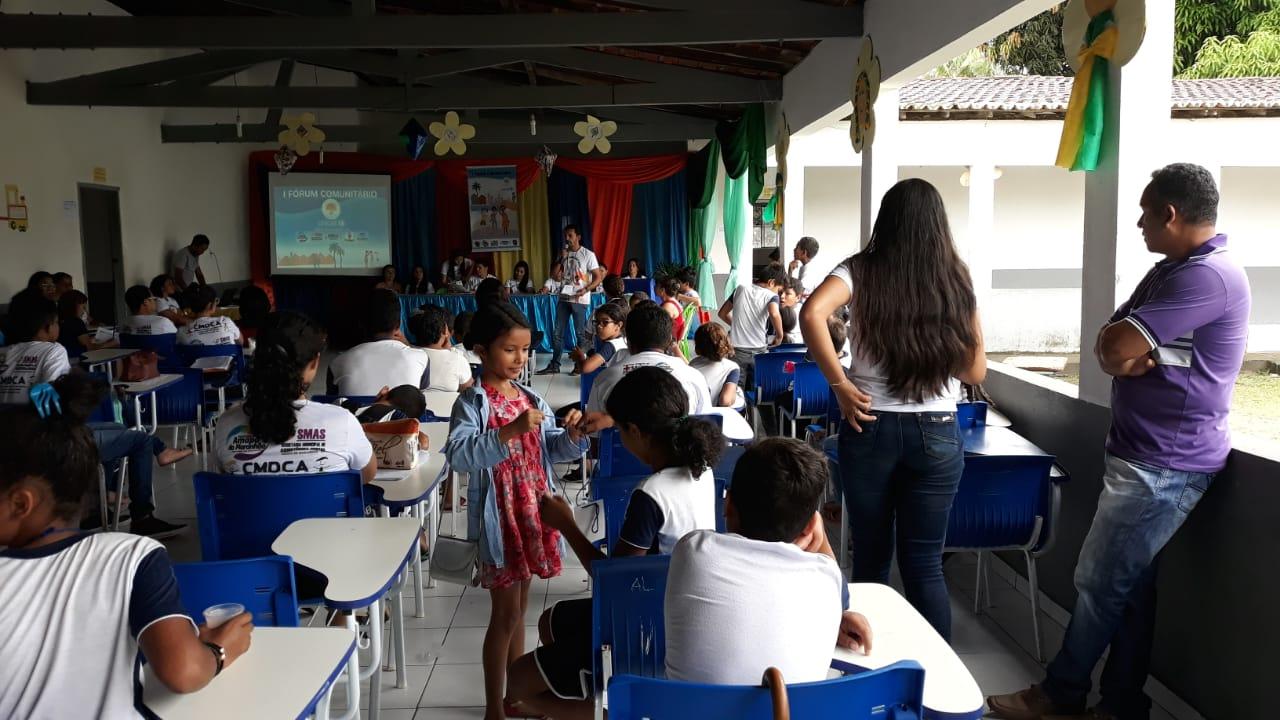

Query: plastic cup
<box><xmin>202</xmin><ymin>602</ymin><xmax>245</xmax><ymax>629</ymax></box>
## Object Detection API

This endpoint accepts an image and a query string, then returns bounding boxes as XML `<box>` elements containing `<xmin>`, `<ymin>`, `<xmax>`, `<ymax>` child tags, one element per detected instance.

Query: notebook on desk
<box><xmin>190</xmin><ymin>356</ymin><xmax>234</xmax><ymax>371</ymax></box>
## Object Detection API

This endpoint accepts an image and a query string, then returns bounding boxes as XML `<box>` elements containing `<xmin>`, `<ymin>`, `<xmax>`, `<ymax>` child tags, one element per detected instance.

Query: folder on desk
<box><xmin>190</xmin><ymin>356</ymin><xmax>234</xmax><ymax>371</ymax></box>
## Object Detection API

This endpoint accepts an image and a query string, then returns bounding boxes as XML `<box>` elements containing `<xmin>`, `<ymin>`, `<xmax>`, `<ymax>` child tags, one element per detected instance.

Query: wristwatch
<box><xmin>203</xmin><ymin>641</ymin><xmax>226</xmax><ymax>676</ymax></box>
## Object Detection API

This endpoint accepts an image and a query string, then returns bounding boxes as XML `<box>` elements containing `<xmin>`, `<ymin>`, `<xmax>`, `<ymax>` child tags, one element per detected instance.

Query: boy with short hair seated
<box><xmin>121</xmin><ymin>284</ymin><xmax>179</xmax><ymax>336</ymax></box>
<box><xmin>0</xmin><ymin>290</ymin><xmax>71</xmax><ymax>405</ymax></box>
<box><xmin>327</xmin><ymin>289</ymin><xmax>429</xmax><ymax>396</ymax></box>
<box><xmin>176</xmin><ymin>284</ymin><xmax>243</xmax><ymax>347</ymax></box>
<box><xmin>408</xmin><ymin>305</ymin><xmax>474</xmax><ymax>392</ymax></box>
<box><xmin>665</xmin><ymin>437</ymin><xmax>871</xmax><ymax>685</ymax></box>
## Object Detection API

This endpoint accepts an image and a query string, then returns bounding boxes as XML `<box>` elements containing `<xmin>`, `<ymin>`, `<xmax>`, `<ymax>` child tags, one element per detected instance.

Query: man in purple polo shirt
<box><xmin>990</xmin><ymin>163</ymin><xmax>1251</xmax><ymax>720</ymax></box>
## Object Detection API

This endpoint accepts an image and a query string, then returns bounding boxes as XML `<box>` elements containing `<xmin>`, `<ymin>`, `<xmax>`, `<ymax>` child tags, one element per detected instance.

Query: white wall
<box><xmin>801</xmin><ymin>166</ymin><xmax>861</xmax><ymax>267</ymax></box>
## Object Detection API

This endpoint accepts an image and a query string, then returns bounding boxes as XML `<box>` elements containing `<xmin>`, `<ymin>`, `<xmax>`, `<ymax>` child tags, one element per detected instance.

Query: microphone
<box><xmin>207</xmin><ymin>250</ymin><xmax>223</xmax><ymax>285</ymax></box>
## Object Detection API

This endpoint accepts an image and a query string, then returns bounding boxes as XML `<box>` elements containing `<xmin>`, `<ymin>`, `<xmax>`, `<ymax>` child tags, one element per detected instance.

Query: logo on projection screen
<box><xmin>321</xmin><ymin>198</ymin><xmax>341</xmax><ymax>220</ymax></box>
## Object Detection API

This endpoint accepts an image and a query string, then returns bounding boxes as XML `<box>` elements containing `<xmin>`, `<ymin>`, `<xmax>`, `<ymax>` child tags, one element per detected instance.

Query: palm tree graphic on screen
<box><xmin>329</xmin><ymin>242</ymin><xmax>344</xmax><ymax>267</ymax></box>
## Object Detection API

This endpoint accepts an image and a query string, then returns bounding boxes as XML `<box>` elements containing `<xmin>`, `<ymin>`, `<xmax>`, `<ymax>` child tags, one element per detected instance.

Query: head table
<box><xmin>400</xmin><ymin>292</ymin><xmax>605</xmax><ymax>353</ymax></box>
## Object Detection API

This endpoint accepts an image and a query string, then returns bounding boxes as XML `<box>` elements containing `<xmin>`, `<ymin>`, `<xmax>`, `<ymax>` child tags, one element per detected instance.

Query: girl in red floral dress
<box><xmin>443</xmin><ymin>301</ymin><xmax>588</xmax><ymax>720</ymax></box>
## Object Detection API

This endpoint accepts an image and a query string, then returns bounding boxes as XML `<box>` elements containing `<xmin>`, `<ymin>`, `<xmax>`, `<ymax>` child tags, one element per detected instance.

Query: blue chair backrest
<box><xmin>713</xmin><ymin>445</ymin><xmax>744</xmax><ymax>489</ymax></box>
<box><xmin>86</xmin><ymin>372</ymin><xmax>116</xmax><ymax>423</ymax></box>
<box><xmin>592</xmin><ymin>555</ymin><xmax>672</xmax><ymax>691</ymax></box>
<box><xmin>173</xmin><ymin>556</ymin><xmax>301</xmax><ymax>627</ymax></box>
<box><xmin>192</xmin><ymin>471</ymin><xmax>365</xmax><ymax>561</ymax></box>
<box><xmin>753</xmin><ymin>352</ymin><xmax>805</xmax><ymax>405</ymax></box>
<box><xmin>155</xmin><ymin>368</ymin><xmax>205</xmax><ymax>425</ymax></box>
<box><xmin>607</xmin><ymin>660</ymin><xmax>926</xmax><ymax>720</ymax></box>
<box><xmin>770</xmin><ymin>343</ymin><xmax>806</xmax><ymax>353</ymax></box>
<box><xmin>594</xmin><ymin>473</ymin><xmax>729</xmax><ymax>549</ymax></box>
<box><xmin>596</xmin><ymin>427</ymin><xmax>649</xmax><ymax>477</ymax></box>
<box><xmin>945</xmin><ymin>454</ymin><xmax>1055</xmax><ymax>551</ymax></box>
<box><xmin>120</xmin><ymin>333</ymin><xmax>178</xmax><ymax>367</ymax></box>
<box><xmin>623</xmin><ymin>278</ymin><xmax>656</xmax><ymax>299</ymax></box>
<box><xmin>580</xmin><ymin>366</ymin><xmax>603</xmax><ymax>408</ymax></box>
<box><xmin>956</xmin><ymin>401</ymin><xmax>989</xmax><ymax>428</ymax></box>
<box><xmin>177</xmin><ymin>343</ymin><xmax>245</xmax><ymax>388</ymax></box>
<box><xmin>790</xmin><ymin>362</ymin><xmax>830</xmax><ymax>417</ymax></box>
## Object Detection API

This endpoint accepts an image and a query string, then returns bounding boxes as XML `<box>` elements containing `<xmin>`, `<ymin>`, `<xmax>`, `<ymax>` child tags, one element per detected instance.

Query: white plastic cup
<box><xmin>202</xmin><ymin>602</ymin><xmax>246</xmax><ymax>629</ymax></box>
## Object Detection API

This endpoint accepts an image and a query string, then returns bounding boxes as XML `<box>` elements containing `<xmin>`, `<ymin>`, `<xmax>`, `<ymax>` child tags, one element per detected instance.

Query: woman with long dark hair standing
<box><xmin>799</xmin><ymin>178</ymin><xmax>986</xmax><ymax>641</ymax></box>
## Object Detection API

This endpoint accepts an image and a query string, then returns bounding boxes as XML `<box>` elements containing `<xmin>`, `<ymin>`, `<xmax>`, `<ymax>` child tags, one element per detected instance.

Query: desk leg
<box><xmin>423</xmin><ymin>499</ymin><xmax>436</xmax><ymax>592</ymax></box>
<box><xmin>317</xmin><ymin>683</ymin><xmax>333</xmax><ymax>720</ymax></box>
<box><xmin>132</xmin><ymin>396</ymin><xmax>143</xmax><ymax>432</ymax></box>
<box><xmin>335</xmin><ymin>613</ymin><xmax>361</xmax><ymax>720</ymax></box>
<box><xmin>149</xmin><ymin>392</ymin><xmax>159</xmax><ymax>435</ymax></box>
<box><xmin>362</xmin><ymin>597</ymin><xmax>384</xmax><ymax>720</ymax></box>
<box><xmin>391</xmin><ymin>573</ymin><xmax>408</xmax><ymax>690</ymax></box>
<box><xmin>415</xmin><ymin>502</ymin><xmax>428</xmax><ymax>614</ymax></box>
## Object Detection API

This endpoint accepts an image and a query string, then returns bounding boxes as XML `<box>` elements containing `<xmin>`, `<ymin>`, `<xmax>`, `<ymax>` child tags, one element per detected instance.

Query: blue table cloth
<box><xmin>400</xmin><ymin>293</ymin><xmax>605</xmax><ymax>354</ymax></box>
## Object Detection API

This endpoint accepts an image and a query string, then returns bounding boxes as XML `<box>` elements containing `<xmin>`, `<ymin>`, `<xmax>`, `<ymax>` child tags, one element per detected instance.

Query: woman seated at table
<box><xmin>212</xmin><ymin>311</ymin><xmax>376</xmax><ymax>483</ymax></box>
<box><xmin>374</xmin><ymin>264</ymin><xmax>402</xmax><ymax>294</ymax></box>
<box><xmin>57</xmin><ymin>290</ymin><xmax>118</xmax><ymax>359</ymax></box>
<box><xmin>624</xmin><ymin>257</ymin><xmax>646</xmax><ymax>279</ymax></box>
<box><xmin>505</xmin><ymin>260</ymin><xmax>534</xmax><ymax>295</ymax></box>
<box><xmin>403</xmin><ymin>265</ymin><xmax>433</xmax><ymax>295</ymax></box>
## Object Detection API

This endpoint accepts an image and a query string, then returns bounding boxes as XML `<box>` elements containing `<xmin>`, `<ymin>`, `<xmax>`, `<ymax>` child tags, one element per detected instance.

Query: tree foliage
<box><xmin>991</xmin><ymin>4</ymin><xmax>1073</xmax><ymax>76</ymax></box>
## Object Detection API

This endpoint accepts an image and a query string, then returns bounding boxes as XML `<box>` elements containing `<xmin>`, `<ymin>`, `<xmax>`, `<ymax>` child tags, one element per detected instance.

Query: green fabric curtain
<box><xmin>717</xmin><ymin>105</ymin><xmax>767</xmax><ymax>204</ymax></box>
<box><xmin>687</xmin><ymin>139</ymin><xmax>722</xmax><ymax>308</ymax></box>
<box><xmin>722</xmin><ymin>173</ymin><xmax>749</xmax><ymax>295</ymax></box>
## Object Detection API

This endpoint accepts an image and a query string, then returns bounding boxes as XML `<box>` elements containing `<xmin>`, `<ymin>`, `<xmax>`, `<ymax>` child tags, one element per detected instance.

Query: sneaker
<box><xmin>129</xmin><ymin>515</ymin><xmax>187</xmax><ymax>540</ymax></box>
<box><xmin>568</xmin><ymin>367</ymin><xmax>581</xmax><ymax>377</ymax></box>
<box><xmin>535</xmin><ymin>365</ymin><xmax>561</xmax><ymax>376</ymax></box>
<box><xmin>987</xmin><ymin>685</ymin><xmax>1065</xmax><ymax>720</ymax></box>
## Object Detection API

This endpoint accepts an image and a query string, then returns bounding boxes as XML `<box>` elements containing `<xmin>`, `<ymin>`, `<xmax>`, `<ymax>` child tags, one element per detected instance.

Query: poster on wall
<box><xmin>467</xmin><ymin>165</ymin><xmax>521</xmax><ymax>251</ymax></box>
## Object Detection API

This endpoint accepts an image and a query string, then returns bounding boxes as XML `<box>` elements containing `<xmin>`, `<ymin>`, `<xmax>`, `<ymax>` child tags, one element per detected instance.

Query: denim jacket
<box><xmin>444</xmin><ymin>382</ymin><xmax>589</xmax><ymax>567</ymax></box>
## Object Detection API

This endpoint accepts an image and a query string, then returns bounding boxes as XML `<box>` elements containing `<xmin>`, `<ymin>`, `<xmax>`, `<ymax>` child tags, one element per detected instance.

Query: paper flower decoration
<box><xmin>277</xmin><ymin>112</ymin><xmax>326</xmax><ymax>157</ymax></box>
<box><xmin>274</xmin><ymin>146</ymin><xmax>297</xmax><ymax>175</ymax></box>
<box><xmin>574</xmin><ymin>115</ymin><xmax>617</xmax><ymax>154</ymax></box>
<box><xmin>430</xmin><ymin>111</ymin><xmax>476</xmax><ymax>156</ymax></box>
<box><xmin>1056</xmin><ymin>0</ymin><xmax>1146</xmax><ymax>171</ymax></box>
<box><xmin>536</xmin><ymin>145</ymin><xmax>558</xmax><ymax>177</ymax></box>
<box><xmin>850</xmin><ymin>37</ymin><xmax>881</xmax><ymax>154</ymax></box>
<box><xmin>399</xmin><ymin>118</ymin><xmax>429</xmax><ymax>160</ymax></box>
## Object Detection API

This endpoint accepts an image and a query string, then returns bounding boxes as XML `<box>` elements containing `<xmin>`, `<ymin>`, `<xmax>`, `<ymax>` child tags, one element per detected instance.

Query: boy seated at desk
<box><xmin>665</xmin><ymin>437</ymin><xmax>871</xmax><ymax>685</ymax></box>
<box><xmin>408</xmin><ymin>305</ymin><xmax>474</xmax><ymax>393</ymax></box>
<box><xmin>0</xmin><ymin>290</ymin><xmax>71</xmax><ymax>405</ymax></box>
<box><xmin>176</xmin><ymin>284</ymin><xmax>243</xmax><ymax>347</ymax></box>
<box><xmin>120</xmin><ymin>285</ymin><xmax>178</xmax><ymax>336</ymax></box>
<box><xmin>327</xmin><ymin>290</ymin><xmax>429</xmax><ymax>396</ymax></box>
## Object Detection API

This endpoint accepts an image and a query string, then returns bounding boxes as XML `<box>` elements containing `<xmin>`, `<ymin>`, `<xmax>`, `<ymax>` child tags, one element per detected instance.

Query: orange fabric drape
<box><xmin>585</xmin><ymin>179</ymin><xmax>635</xmax><ymax>277</ymax></box>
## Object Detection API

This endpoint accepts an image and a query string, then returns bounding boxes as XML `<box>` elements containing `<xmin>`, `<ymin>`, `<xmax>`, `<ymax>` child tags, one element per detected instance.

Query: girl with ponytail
<box><xmin>507</xmin><ymin>366</ymin><xmax>724</xmax><ymax>717</ymax></box>
<box><xmin>213</xmin><ymin>311</ymin><xmax>376</xmax><ymax>483</ymax></box>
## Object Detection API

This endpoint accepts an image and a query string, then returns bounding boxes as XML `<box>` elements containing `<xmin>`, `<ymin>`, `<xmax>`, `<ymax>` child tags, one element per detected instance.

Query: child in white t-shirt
<box><xmin>540</xmin><ymin>260</ymin><xmax>565</xmax><ymax>295</ymax></box>
<box><xmin>408</xmin><ymin>306</ymin><xmax>474</xmax><ymax>392</ymax></box>
<box><xmin>690</xmin><ymin>322</ymin><xmax>745</xmax><ymax>410</ymax></box>
<box><xmin>150</xmin><ymin>274</ymin><xmax>188</xmax><ymax>327</ymax></box>
<box><xmin>121</xmin><ymin>285</ymin><xmax>178</xmax><ymax>336</ymax></box>
<box><xmin>664</xmin><ymin>438</ymin><xmax>870</xmax><ymax>685</ymax></box>
<box><xmin>0</xmin><ymin>291</ymin><xmax>72</xmax><ymax>405</ymax></box>
<box><xmin>507</xmin><ymin>367</ymin><xmax>725</xmax><ymax>715</ymax></box>
<box><xmin>213</xmin><ymin>311</ymin><xmax>375</xmax><ymax>482</ymax></box>
<box><xmin>176</xmin><ymin>285</ymin><xmax>242</xmax><ymax>347</ymax></box>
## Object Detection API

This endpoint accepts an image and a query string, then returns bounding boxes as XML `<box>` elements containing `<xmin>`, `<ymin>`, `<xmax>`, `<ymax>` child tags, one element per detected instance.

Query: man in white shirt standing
<box><xmin>717</xmin><ymin>265</ymin><xmax>785</xmax><ymax>389</ymax></box>
<box><xmin>788</xmin><ymin>236</ymin><xmax>821</xmax><ymax>299</ymax></box>
<box><xmin>538</xmin><ymin>224</ymin><xmax>604</xmax><ymax>375</ymax></box>
<box><xmin>665</xmin><ymin>437</ymin><xmax>871</xmax><ymax>685</ymax></box>
<box><xmin>170</xmin><ymin>234</ymin><xmax>209</xmax><ymax>291</ymax></box>
<box><xmin>327</xmin><ymin>289</ymin><xmax>430</xmax><ymax>396</ymax></box>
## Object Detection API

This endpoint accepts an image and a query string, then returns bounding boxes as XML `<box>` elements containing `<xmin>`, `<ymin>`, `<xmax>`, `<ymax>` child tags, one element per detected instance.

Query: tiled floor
<box><xmin>148</xmin><ymin>355</ymin><xmax>1183</xmax><ymax>719</ymax></box>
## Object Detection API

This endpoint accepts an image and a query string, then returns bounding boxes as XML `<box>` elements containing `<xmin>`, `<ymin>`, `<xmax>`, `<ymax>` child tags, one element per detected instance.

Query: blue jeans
<box><xmin>1042</xmin><ymin>453</ymin><xmax>1213</xmax><ymax>719</ymax></box>
<box><xmin>550</xmin><ymin>300</ymin><xmax>588</xmax><ymax>366</ymax></box>
<box><xmin>837</xmin><ymin>411</ymin><xmax>964</xmax><ymax>640</ymax></box>
<box><xmin>90</xmin><ymin>422</ymin><xmax>167</xmax><ymax>518</ymax></box>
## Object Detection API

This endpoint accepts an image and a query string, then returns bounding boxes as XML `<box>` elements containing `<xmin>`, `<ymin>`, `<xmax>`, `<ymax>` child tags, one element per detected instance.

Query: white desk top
<box><xmin>699</xmin><ymin>406</ymin><xmax>754</xmax><ymax>444</ymax></box>
<box><xmin>114</xmin><ymin>373</ymin><xmax>183</xmax><ymax>394</ymax></box>
<box><xmin>834</xmin><ymin>583</ymin><xmax>984</xmax><ymax>719</ymax></box>
<box><xmin>140</xmin><ymin>627</ymin><xmax>354</xmax><ymax>720</ymax></box>
<box><xmin>273</xmin><ymin>517</ymin><xmax>421</xmax><ymax>610</ymax></box>
<box><xmin>373</xmin><ymin>450</ymin><xmax>449</xmax><ymax>506</ymax></box>
<box><xmin>81</xmin><ymin>347</ymin><xmax>137</xmax><ymax>364</ymax></box>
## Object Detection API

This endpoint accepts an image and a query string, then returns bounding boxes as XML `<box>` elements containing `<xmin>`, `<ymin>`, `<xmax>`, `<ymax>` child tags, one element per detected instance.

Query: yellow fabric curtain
<box><xmin>493</xmin><ymin>173</ymin><xmax>552</xmax><ymax>289</ymax></box>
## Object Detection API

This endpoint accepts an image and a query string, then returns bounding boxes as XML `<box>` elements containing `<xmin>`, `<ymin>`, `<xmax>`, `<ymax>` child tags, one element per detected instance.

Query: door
<box><xmin>78</xmin><ymin>185</ymin><xmax>125</xmax><ymax>325</ymax></box>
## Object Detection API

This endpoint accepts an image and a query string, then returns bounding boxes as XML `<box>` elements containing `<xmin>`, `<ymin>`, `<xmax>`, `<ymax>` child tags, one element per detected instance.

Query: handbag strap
<box><xmin>761</xmin><ymin>667</ymin><xmax>789</xmax><ymax>720</ymax></box>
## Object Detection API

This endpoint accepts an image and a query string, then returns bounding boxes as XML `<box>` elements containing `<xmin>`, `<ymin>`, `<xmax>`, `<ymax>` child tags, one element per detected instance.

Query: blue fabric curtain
<box><xmin>400</xmin><ymin>293</ymin><xmax>604</xmax><ymax>354</ymax></box>
<box><xmin>633</xmin><ymin>170</ymin><xmax>689</xmax><ymax>271</ymax></box>
<box><xmin>547</xmin><ymin>168</ymin><xmax>592</xmax><ymax>260</ymax></box>
<box><xmin>391</xmin><ymin>169</ymin><xmax>437</xmax><ymax>281</ymax></box>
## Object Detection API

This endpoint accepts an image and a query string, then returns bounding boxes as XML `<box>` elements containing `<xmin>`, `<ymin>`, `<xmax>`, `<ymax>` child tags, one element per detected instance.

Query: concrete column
<box><xmin>860</xmin><ymin>86</ymin><xmax>901</xmax><ymax>249</ymax></box>
<box><xmin>783</xmin><ymin>160</ymin><xmax>807</xmax><ymax>263</ymax></box>
<box><xmin>966</xmin><ymin>162</ymin><xmax>997</xmax><ymax>304</ymax></box>
<box><xmin>1077</xmin><ymin>0</ymin><xmax>1175</xmax><ymax>404</ymax></box>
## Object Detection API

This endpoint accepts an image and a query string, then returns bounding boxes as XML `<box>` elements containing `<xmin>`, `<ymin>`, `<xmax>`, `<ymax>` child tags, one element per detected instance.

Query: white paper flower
<box><xmin>277</xmin><ymin>112</ymin><xmax>326</xmax><ymax>157</ymax></box>
<box><xmin>850</xmin><ymin>37</ymin><xmax>881</xmax><ymax>154</ymax></box>
<box><xmin>574</xmin><ymin>115</ymin><xmax>618</xmax><ymax>154</ymax></box>
<box><xmin>430</xmin><ymin>111</ymin><xmax>476</xmax><ymax>156</ymax></box>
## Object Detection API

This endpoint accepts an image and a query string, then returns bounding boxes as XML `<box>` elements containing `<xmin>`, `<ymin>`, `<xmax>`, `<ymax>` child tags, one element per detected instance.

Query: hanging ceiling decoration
<box><xmin>278</xmin><ymin>112</ymin><xmax>326</xmax><ymax>156</ymax></box>
<box><xmin>430</xmin><ymin>111</ymin><xmax>476</xmax><ymax>156</ymax></box>
<box><xmin>399</xmin><ymin>118</ymin><xmax>429</xmax><ymax>160</ymax></box>
<box><xmin>574</xmin><ymin>115</ymin><xmax>618</xmax><ymax>155</ymax></box>
<box><xmin>274</xmin><ymin>146</ymin><xmax>297</xmax><ymax>175</ymax></box>
<box><xmin>535</xmin><ymin>145</ymin><xmax>558</xmax><ymax>177</ymax></box>
<box><xmin>850</xmin><ymin>36</ymin><xmax>881</xmax><ymax>154</ymax></box>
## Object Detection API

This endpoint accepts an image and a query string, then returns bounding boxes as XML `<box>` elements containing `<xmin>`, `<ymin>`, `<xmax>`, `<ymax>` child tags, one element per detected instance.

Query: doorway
<box><xmin>77</xmin><ymin>184</ymin><xmax>125</xmax><ymax>325</ymax></box>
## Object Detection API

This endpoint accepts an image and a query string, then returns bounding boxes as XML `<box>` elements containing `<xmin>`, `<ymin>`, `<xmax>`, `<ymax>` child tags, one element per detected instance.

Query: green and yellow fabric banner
<box><xmin>1056</xmin><ymin>10</ymin><xmax>1118</xmax><ymax>172</ymax></box>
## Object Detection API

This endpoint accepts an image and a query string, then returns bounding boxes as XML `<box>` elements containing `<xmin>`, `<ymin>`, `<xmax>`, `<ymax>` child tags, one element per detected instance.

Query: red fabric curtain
<box><xmin>246</xmin><ymin>151</ymin><xmax>434</xmax><ymax>283</ymax></box>
<box><xmin>586</xmin><ymin>179</ymin><xmax>634</xmax><ymax>276</ymax></box>
<box><xmin>557</xmin><ymin>154</ymin><xmax>686</xmax><ymax>184</ymax></box>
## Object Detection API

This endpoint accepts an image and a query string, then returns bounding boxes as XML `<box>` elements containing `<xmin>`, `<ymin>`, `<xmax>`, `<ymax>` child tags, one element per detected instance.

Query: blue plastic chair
<box><xmin>120</xmin><ymin>332</ymin><xmax>179</xmax><ymax>368</ymax></box>
<box><xmin>173</xmin><ymin>556</ymin><xmax>301</xmax><ymax>627</ymax></box>
<box><xmin>769</xmin><ymin>343</ymin><xmax>807</xmax><ymax>353</ymax></box>
<box><xmin>778</xmin><ymin>361</ymin><xmax>830</xmax><ymax>438</ymax></box>
<box><xmin>593</xmin><ymin>469</ymin><xmax>728</xmax><ymax>552</ymax></box>
<box><xmin>945</xmin><ymin>453</ymin><xmax>1059</xmax><ymax>661</ymax></box>
<box><xmin>595</xmin><ymin>427</ymin><xmax>650</xmax><ymax>478</ymax></box>
<box><xmin>956</xmin><ymin>401</ymin><xmax>989</xmax><ymax>428</ymax></box>
<box><xmin>192</xmin><ymin>470</ymin><xmax>366</xmax><ymax>561</ymax></box>
<box><xmin>749</xmin><ymin>351</ymin><xmax>806</xmax><ymax>429</ymax></box>
<box><xmin>623</xmin><ymin>278</ymin><xmax>656</xmax><ymax>299</ymax></box>
<box><xmin>177</xmin><ymin>344</ymin><xmax>245</xmax><ymax>410</ymax></box>
<box><xmin>591</xmin><ymin>555</ymin><xmax>672</xmax><ymax>713</ymax></box>
<box><xmin>608</xmin><ymin>660</ymin><xmax>926</xmax><ymax>720</ymax></box>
